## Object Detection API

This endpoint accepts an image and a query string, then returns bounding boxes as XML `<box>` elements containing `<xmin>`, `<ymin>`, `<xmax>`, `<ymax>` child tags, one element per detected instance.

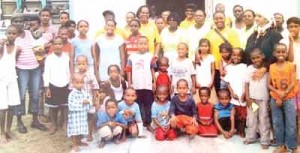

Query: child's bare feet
<box><xmin>78</xmin><ymin>141</ymin><xmax>88</xmax><ymax>146</ymax></box>
<box><xmin>188</xmin><ymin>134</ymin><xmax>195</xmax><ymax>139</ymax></box>
<box><xmin>273</xmin><ymin>145</ymin><xmax>287</xmax><ymax>153</ymax></box>
<box><xmin>49</xmin><ymin>126</ymin><xmax>57</xmax><ymax>135</ymax></box>
<box><xmin>5</xmin><ymin>132</ymin><xmax>17</xmax><ymax>140</ymax></box>
<box><xmin>98</xmin><ymin>140</ymin><xmax>106</xmax><ymax>148</ymax></box>
<box><xmin>0</xmin><ymin>134</ymin><xmax>8</xmax><ymax>144</ymax></box>
<box><xmin>243</xmin><ymin>140</ymin><xmax>256</xmax><ymax>145</ymax></box>
<box><xmin>86</xmin><ymin>135</ymin><xmax>93</xmax><ymax>142</ymax></box>
<box><xmin>72</xmin><ymin>145</ymin><xmax>79</xmax><ymax>152</ymax></box>
<box><xmin>261</xmin><ymin>144</ymin><xmax>269</xmax><ymax>150</ymax></box>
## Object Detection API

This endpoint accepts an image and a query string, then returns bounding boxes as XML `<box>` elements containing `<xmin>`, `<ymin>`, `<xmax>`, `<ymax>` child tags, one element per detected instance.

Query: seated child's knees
<box><xmin>99</xmin><ymin>126</ymin><xmax>113</xmax><ymax>138</ymax></box>
<box><xmin>129</xmin><ymin>125</ymin><xmax>138</xmax><ymax>137</ymax></box>
<box><xmin>167</xmin><ymin>129</ymin><xmax>177</xmax><ymax>140</ymax></box>
<box><xmin>186</xmin><ymin>125</ymin><xmax>198</xmax><ymax>135</ymax></box>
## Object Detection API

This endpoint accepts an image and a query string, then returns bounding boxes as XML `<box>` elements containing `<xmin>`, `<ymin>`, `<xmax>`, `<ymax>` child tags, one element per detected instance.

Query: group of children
<box><xmin>0</xmin><ymin>7</ymin><xmax>299</xmax><ymax>153</ymax></box>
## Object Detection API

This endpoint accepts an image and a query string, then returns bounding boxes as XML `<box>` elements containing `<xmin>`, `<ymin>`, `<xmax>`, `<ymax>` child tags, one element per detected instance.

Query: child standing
<box><xmin>244</xmin><ymin>48</ymin><xmax>270</xmax><ymax>149</ymax></box>
<box><xmin>197</xmin><ymin>87</ymin><xmax>218</xmax><ymax>137</ymax></box>
<box><xmin>126</xmin><ymin>36</ymin><xmax>155</xmax><ymax>131</ymax></box>
<box><xmin>169</xmin><ymin>43</ymin><xmax>196</xmax><ymax>95</ymax></box>
<box><xmin>67</xmin><ymin>73</ymin><xmax>91</xmax><ymax>152</ymax></box>
<box><xmin>118</xmin><ymin>88</ymin><xmax>144</xmax><ymax>137</ymax></box>
<box><xmin>268</xmin><ymin>43</ymin><xmax>298</xmax><ymax>153</ymax></box>
<box><xmin>169</xmin><ymin>79</ymin><xmax>198</xmax><ymax>138</ymax></box>
<box><xmin>219</xmin><ymin>43</ymin><xmax>232</xmax><ymax>90</ymax></box>
<box><xmin>70</xmin><ymin>20</ymin><xmax>95</xmax><ymax>74</ymax></box>
<box><xmin>97</xmin><ymin>99</ymin><xmax>127</xmax><ymax>148</ymax></box>
<box><xmin>151</xmin><ymin>85</ymin><xmax>176</xmax><ymax>141</ymax></box>
<box><xmin>102</xmin><ymin>65</ymin><xmax>127</xmax><ymax>102</ymax></box>
<box><xmin>195</xmin><ymin>38</ymin><xmax>215</xmax><ymax>89</ymax></box>
<box><xmin>155</xmin><ymin>57</ymin><xmax>171</xmax><ymax>91</ymax></box>
<box><xmin>214</xmin><ymin>89</ymin><xmax>235</xmax><ymax>139</ymax></box>
<box><xmin>223</xmin><ymin>48</ymin><xmax>247</xmax><ymax>137</ymax></box>
<box><xmin>43</xmin><ymin>36</ymin><xmax>70</xmax><ymax>134</ymax></box>
<box><xmin>75</xmin><ymin>55</ymin><xmax>99</xmax><ymax>141</ymax></box>
<box><xmin>0</xmin><ymin>25</ymin><xmax>21</xmax><ymax>143</ymax></box>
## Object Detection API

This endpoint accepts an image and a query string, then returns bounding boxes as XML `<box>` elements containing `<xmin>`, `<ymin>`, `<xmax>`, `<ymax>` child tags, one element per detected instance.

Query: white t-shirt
<box><xmin>127</xmin><ymin>52</ymin><xmax>153</xmax><ymax>90</ymax></box>
<box><xmin>195</xmin><ymin>54</ymin><xmax>215</xmax><ymax>87</ymax></box>
<box><xmin>170</xmin><ymin>58</ymin><xmax>196</xmax><ymax>93</ymax></box>
<box><xmin>186</xmin><ymin>22</ymin><xmax>211</xmax><ymax>60</ymax></box>
<box><xmin>246</xmin><ymin>65</ymin><xmax>269</xmax><ymax>101</ymax></box>
<box><xmin>223</xmin><ymin>63</ymin><xmax>247</xmax><ymax>106</ymax></box>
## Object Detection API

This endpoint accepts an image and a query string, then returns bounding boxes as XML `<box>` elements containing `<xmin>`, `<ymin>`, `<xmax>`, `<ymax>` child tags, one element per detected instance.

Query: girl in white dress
<box><xmin>0</xmin><ymin>25</ymin><xmax>21</xmax><ymax>143</ymax></box>
<box><xmin>195</xmin><ymin>38</ymin><xmax>215</xmax><ymax>89</ymax></box>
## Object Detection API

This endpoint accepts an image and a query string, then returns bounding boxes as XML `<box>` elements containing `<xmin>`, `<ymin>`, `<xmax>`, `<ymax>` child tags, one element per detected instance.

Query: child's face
<box><xmin>219</xmin><ymin>92</ymin><xmax>230</xmax><ymax>106</ymax></box>
<box><xmin>199</xmin><ymin>89</ymin><xmax>209</xmax><ymax>104</ymax></box>
<box><xmin>69</xmin><ymin>24</ymin><xmax>76</xmax><ymax>34</ymax></box>
<box><xmin>137</xmin><ymin>38</ymin><xmax>148</xmax><ymax>53</ymax></box>
<box><xmin>199</xmin><ymin>42</ymin><xmax>210</xmax><ymax>54</ymax></box>
<box><xmin>177</xmin><ymin>44</ymin><xmax>188</xmax><ymax>58</ymax></box>
<box><xmin>287</xmin><ymin>22</ymin><xmax>300</xmax><ymax>38</ymax></box>
<box><xmin>40</xmin><ymin>11</ymin><xmax>51</xmax><ymax>24</ymax></box>
<box><xmin>11</xmin><ymin>17</ymin><xmax>25</xmax><ymax>29</ymax></box>
<box><xmin>220</xmin><ymin>49</ymin><xmax>230</xmax><ymax>61</ymax></box>
<box><xmin>77</xmin><ymin>22</ymin><xmax>88</xmax><ymax>35</ymax></box>
<box><xmin>250</xmin><ymin>52</ymin><xmax>264</xmax><ymax>68</ymax></box>
<box><xmin>52</xmin><ymin>38</ymin><xmax>63</xmax><ymax>55</ymax></box>
<box><xmin>162</xmin><ymin>11</ymin><xmax>170</xmax><ymax>22</ymax></box>
<box><xmin>6</xmin><ymin>27</ymin><xmax>18</xmax><ymax>43</ymax></box>
<box><xmin>73</xmin><ymin>77</ymin><xmax>84</xmax><ymax>90</ymax></box>
<box><xmin>159</xmin><ymin>59</ymin><xmax>169</xmax><ymax>72</ymax></box>
<box><xmin>108</xmin><ymin>66</ymin><xmax>120</xmax><ymax>80</ymax></box>
<box><xmin>29</xmin><ymin>21</ymin><xmax>40</xmax><ymax>32</ymax></box>
<box><xmin>60</xmin><ymin>14</ymin><xmax>69</xmax><ymax>25</ymax></box>
<box><xmin>106</xmin><ymin>102</ymin><xmax>118</xmax><ymax>117</ymax></box>
<box><xmin>177</xmin><ymin>81</ymin><xmax>188</xmax><ymax>97</ymax></box>
<box><xmin>274</xmin><ymin>45</ymin><xmax>288</xmax><ymax>62</ymax></box>
<box><xmin>130</xmin><ymin>21</ymin><xmax>140</xmax><ymax>34</ymax></box>
<box><xmin>231</xmin><ymin>49</ymin><xmax>242</xmax><ymax>64</ymax></box>
<box><xmin>156</xmin><ymin>87</ymin><xmax>169</xmax><ymax>103</ymax></box>
<box><xmin>58</xmin><ymin>29</ymin><xmax>69</xmax><ymax>43</ymax></box>
<box><xmin>76</xmin><ymin>57</ymin><xmax>88</xmax><ymax>73</ymax></box>
<box><xmin>126</xmin><ymin>13</ymin><xmax>135</xmax><ymax>25</ymax></box>
<box><xmin>105</xmin><ymin>21</ymin><xmax>116</xmax><ymax>35</ymax></box>
<box><xmin>124</xmin><ymin>90</ymin><xmax>137</xmax><ymax>105</ymax></box>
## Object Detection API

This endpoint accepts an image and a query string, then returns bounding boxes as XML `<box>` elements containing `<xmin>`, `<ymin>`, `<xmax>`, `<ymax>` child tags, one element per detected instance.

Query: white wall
<box><xmin>211</xmin><ymin>0</ymin><xmax>299</xmax><ymax>20</ymax></box>
<box><xmin>69</xmin><ymin>0</ymin><xmax>146</xmax><ymax>38</ymax></box>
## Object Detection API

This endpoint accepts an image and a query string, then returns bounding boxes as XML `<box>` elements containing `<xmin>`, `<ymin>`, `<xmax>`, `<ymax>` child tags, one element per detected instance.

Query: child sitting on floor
<box><xmin>118</xmin><ymin>87</ymin><xmax>144</xmax><ymax>138</ymax></box>
<box><xmin>197</xmin><ymin>87</ymin><xmax>218</xmax><ymax>137</ymax></box>
<box><xmin>97</xmin><ymin>98</ymin><xmax>127</xmax><ymax>148</ymax></box>
<box><xmin>151</xmin><ymin>85</ymin><xmax>176</xmax><ymax>141</ymax></box>
<box><xmin>169</xmin><ymin>79</ymin><xmax>198</xmax><ymax>138</ymax></box>
<box><xmin>214</xmin><ymin>88</ymin><xmax>235</xmax><ymax>139</ymax></box>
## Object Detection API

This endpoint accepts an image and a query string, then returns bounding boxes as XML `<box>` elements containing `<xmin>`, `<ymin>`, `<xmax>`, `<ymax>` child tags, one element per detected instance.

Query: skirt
<box><xmin>45</xmin><ymin>83</ymin><xmax>70</xmax><ymax>108</ymax></box>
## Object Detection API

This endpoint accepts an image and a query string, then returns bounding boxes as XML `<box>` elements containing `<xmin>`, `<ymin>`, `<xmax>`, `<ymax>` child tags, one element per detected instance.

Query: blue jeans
<box><xmin>270</xmin><ymin>98</ymin><xmax>298</xmax><ymax>149</ymax></box>
<box><xmin>13</xmin><ymin>67</ymin><xmax>41</xmax><ymax>115</ymax></box>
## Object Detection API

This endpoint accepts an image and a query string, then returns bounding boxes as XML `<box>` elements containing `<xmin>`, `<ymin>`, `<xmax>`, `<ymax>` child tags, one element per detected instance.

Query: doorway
<box><xmin>147</xmin><ymin>0</ymin><xmax>205</xmax><ymax>21</ymax></box>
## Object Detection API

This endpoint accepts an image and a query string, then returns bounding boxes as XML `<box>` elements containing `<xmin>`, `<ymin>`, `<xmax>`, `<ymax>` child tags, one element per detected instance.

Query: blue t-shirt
<box><xmin>71</xmin><ymin>37</ymin><xmax>94</xmax><ymax>66</ymax></box>
<box><xmin>96</xmin><ymin>112</ymin><xmax>127</xmax><ymax>128</ymax></box>
<box><xmin>151</xmin><ymin>101</ymin><xmax>171</xmax><ymax>127</ymax></box>
<box><xmin>118</xmin><ymin>101</ymin><xmax>142</xmax><ymax>123</ymax></box>
<box><xmin>214</xmin><ymin>103</ymin><xmax>234</xmax><ymax>119</ymax></box>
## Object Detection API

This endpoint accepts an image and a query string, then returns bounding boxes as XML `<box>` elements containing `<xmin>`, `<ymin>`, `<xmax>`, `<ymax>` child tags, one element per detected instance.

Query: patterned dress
<box><xmin>67</xmin><ymin>89</ymin><xmax>91</xmax><ymax>137</ymax></box>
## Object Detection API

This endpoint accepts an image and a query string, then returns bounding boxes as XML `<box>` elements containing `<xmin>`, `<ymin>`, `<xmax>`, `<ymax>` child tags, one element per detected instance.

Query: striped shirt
<box><xmin>16</xmin><ymin>30</ymin><xmax>39</xmax><ymax>69</ymax></box>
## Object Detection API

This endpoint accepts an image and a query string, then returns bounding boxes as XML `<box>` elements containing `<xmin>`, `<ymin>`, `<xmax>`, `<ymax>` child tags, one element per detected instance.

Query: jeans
<box><xmin>13</xmin><ymin>67</ymin><xmax>41</xmax><ymax>115</ymax></box>
<box><xmin>270</xmin><ymin>98</ymin><xmax>297</xmax><ymax>149</ymax></box>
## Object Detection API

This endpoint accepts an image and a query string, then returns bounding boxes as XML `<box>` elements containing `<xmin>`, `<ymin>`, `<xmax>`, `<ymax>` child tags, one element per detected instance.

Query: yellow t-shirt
<box><xmin>94</xmin><ymin>27</ymin><xmax>127</xmax><ymax>40</ymax></box>
<box><xmin>124</xmin><ymin>25</ymin><xmax>131</xmax><ymax>39</ymax></box>
<box><xmin>140</xmin><ymin>22</ymin><xmax>161</xmax><ymax>55</ymax></box>
<box><xmin>179</xmin><ymin>18</ymin><xmax>195</xmax><ymax>30</ymax></box>
<box><xmin>204</xmin><ymin>27</ymin><xmax>240</xmax><ymax>70</ymax></box>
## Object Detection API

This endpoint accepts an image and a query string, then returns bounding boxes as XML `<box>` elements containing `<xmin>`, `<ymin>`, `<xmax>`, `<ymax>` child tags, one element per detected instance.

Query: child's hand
<box><xmin>152</xmin><ymin>83</ymin><xmax>156</xmax><ymax>92</ymax></box>
<box><xmin>222</xmin><ymin>131</ymin><xmax>231</xmax><ymax>139</ymax></box>
<box><xmin>246</xmin><ymin>98</ymin><xmax>253</xmax><ymax>108</ymax></box>
<box><xmin>252</xmin><ymin>68</ymin><xmax>266</xmax><ymax>81</ymax></box>
<box><xmin>191</xmin><ymin>117</ymin><xmax>198</xmax><ymax>126</ymax></box>
<box><xmin>83</xmin><ymin>99</ymin><xmax>90</xmax><ymax>105</ymax></box>
<box><xmin>232</xmin><ymin>93</ymin><xmax>239</xmax><ymax>100</ymax></box>
<box><xmin>108</xmin><ymin>121</ymin><xmax>116</xmax><ymax>127</ymax></box>
<box><xmin>170</xmin><ymin>86</ymin><xmax>174</xmax><ymax>95</ymax></box>
<box><xmin>191</xmin><ymin>86</ymin><xmax>196</xmax><ymax>94</ymax></box>
<box><xmin>162</xmin><ymin>125</ymin><xmax>170</xmax><ymax>132</ymax></box>
<box><xmin>277</xmin><ymin>90</ymin><xmax>286</xmax><ymax>99</ymax></box>
<box><xmin>275</xmin><ymin>99</ymin><xmax>283</xmax><ymax>107</ymax></box>
<box><xmin>229</xmin><ymin>129</ymin><xmax>235</xmax><ymax>136</ymax></box>
<box><xmin>170</xmin><ymin>115</ymin><xmax>177</xmax><ymax>128</ymax></box>
<box><xmin>45</xmin><ymin>87</ymin><xmax>51</xmax><ymax>98</ymax></box>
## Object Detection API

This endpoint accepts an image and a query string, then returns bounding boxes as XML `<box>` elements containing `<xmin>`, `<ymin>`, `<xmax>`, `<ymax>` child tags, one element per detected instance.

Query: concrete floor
<box><xmin>77</xmin><ymin>128</ymin><xmax>274</xmax><ymax>153</ymax></box>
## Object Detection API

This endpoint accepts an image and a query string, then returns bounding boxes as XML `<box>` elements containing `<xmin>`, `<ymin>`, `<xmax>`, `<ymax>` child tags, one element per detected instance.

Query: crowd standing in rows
<box><xmin>0</xmin><ymin>2</ymin><xmax>299</xmax><ymax>153</ymax></box>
